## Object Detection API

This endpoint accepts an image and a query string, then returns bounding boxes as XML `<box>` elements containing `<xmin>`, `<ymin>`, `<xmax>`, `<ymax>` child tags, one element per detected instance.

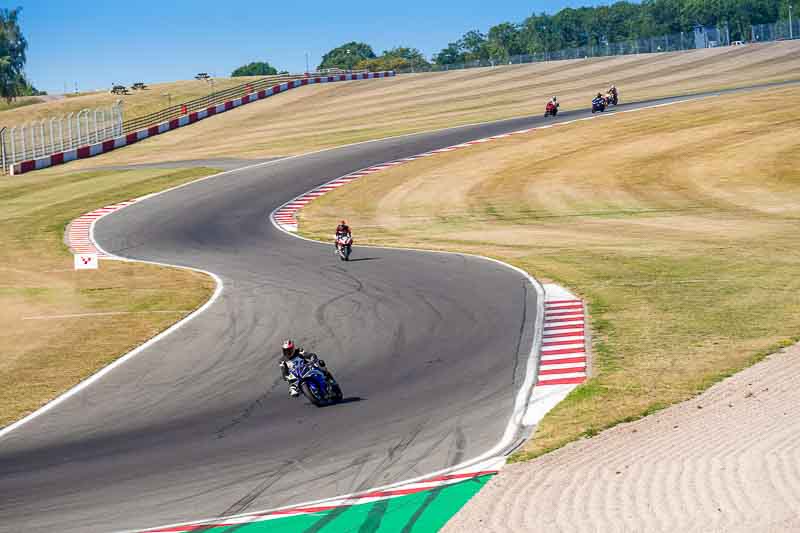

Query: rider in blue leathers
<box><xmin>279</xmin><ymin>339</ymin><xmax>336</xmax><ymax>397</ymax></box>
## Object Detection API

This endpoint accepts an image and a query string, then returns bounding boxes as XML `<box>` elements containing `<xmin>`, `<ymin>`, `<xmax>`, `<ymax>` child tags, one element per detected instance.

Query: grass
<box><xmin>297</xmin><ymin>85</ymin><xmax>800</xmax><ymax>460</ymax></box>
<box><xmin>45</xmin><ymin>40</ymin><xmax>800</xmax><ymax>171</ymax></box>
<box><xmin>0</xmin><ymin>96</ymin><xmax>45</xmax><ymax>112</ymax></box>
<box><xmin>0</xmin><ymin>166</ymin><xmax>219</xmax><ymax>428</ymax></box>
<box><xmin>0</xmin><ymin>77</ymin><xmax>264</xmax><ymax>128</ymax></box>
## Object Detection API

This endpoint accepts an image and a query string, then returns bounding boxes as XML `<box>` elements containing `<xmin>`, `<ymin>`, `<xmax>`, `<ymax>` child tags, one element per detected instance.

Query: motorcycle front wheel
<box><xmin>302</xmin><ymin>382</ymin><xmax>325</xmax><ymax>407</ymax></box>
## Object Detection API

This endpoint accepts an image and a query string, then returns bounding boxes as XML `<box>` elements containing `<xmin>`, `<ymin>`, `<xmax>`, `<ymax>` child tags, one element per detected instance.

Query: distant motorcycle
<box><xmin>287</xmin><ymin>356</ymin><xmax>343</xmax><ymax>407</ymax></box>
<box><xmin>335</xmin><ymin>233</ymin><xmax>352</xmax><ymax>261</ymax></box>
<box><xmin>591</xmin><ymin>97</ymin><xmax>607</xmax><ymax>113</ymax></box>
<box><xmin>607</xmin><ymin>92</ymin><xmax>619</xmax><ymax>106</ymax></box>
<box><xmin>544</xmin><ymin>101</ymin><xmax>559</xmax><ymax>117</ymax></box>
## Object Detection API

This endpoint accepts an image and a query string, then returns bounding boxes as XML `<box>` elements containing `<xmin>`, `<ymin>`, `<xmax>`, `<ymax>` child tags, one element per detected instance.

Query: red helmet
<box><xmin>282</xmin><ymin>339</ymin><xmax>295</xmax><ymax>357</ymax></box>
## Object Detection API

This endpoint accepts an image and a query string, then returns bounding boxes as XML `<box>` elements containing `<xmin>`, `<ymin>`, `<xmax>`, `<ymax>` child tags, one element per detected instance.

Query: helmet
<box><xmin>282</xmin><ymin>339</ymin><xmax>295</xmax><ymax>358</ymax></box>
<box><xmin>340</xmin><ymin>220</ymin><xmax>347</xmax><ymax>225</ymax></box>
<box><xmin>597</xmin><ymin>92</ymin><xmax>602</xmax><ymax>98</ymax></box>
<box><xmin>552</xmin><ymin>96</ymin><xmax>557</xmax><ymax>101</ymax></box>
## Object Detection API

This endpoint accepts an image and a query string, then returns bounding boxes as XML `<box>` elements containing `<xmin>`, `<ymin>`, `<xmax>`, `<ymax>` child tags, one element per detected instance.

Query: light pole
<box><xmin>346</xmin><ymin>49</ymin><xmax>351</xmax><ymax>71</ymax></box>
<box><xmin>790</xmin><ymin>5</ymin><xmax>794</xmax><ymax>40</ymax></box>
<box><xmin>163</xmin><ymin>92</ymin><xmax>171</xmax><ymax>109</ymax></box>
<box><xmin>305</xmin><ymin>52</ymin><xmax>310</xmax><ymax>74</ymax></box>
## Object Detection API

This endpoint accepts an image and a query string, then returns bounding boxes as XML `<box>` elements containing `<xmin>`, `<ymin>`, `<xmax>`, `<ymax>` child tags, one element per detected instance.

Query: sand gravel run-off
<box><xmin>443</xmin><ymin>343</ymin><xmax>800</xmax><ymax>532</ymax></box>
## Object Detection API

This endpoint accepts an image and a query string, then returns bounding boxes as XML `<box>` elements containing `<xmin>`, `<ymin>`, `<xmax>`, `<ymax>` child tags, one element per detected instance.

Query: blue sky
<box><xmin>22</xmin><ymin>0</ymin><xmax>606</xmax><ymax>93</ymax></box>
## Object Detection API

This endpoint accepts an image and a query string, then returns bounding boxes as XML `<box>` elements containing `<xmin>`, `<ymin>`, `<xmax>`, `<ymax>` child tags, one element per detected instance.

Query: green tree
<box><xmin>433</xmin><ymin>42</ymin><xmax>465</xmax><ymax>65</ymax></box>
<box><xmin>0</xmin><ymin>7</ymin><xmax>29</xmax><ymax>102</ymax></box>
<box><xmin>318</xmin><ymin>42</ymin><xmax>375</xmax><ymax>71</ymax></box>
<box><xmin>231</xmin><ymin>61</ymin><xmax>279</xmax><ymax>77</ymax></box>
<box><xmin>356</xmin><ymin>47</ymin><xmax>431</xmax><ymax>72</ymax></box>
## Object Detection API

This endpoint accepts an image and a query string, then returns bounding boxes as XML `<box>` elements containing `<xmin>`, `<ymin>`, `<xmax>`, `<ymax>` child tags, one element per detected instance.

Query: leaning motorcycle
<box><xmin>288</xmin><ymin>357</ymin><xmax>343</xmax><ymax>407</ymax></box>
<box><xmin>336</xmin><ymin>233</ymin><xmax>352</xmax><ymax>261</ymax></box>
<box><xmin>591</xmin><ymin>99</ymin><xmax>607</xmax><ymax>113</ymax></box>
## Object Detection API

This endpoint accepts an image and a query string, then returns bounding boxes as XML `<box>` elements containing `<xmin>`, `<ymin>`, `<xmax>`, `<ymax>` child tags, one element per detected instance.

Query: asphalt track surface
<box><xmin>0</xmin><ymin>82</ymin><xmax>795</xmax><ymax>532</ymax></box>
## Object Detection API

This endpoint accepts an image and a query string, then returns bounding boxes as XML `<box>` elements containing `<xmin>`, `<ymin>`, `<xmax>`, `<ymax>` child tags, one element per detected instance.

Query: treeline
<box><xmin>0</xmin><ymin>8</ymin><xmax>42</xmax><ymax>101</ymax></box>
<box><xmin>433</xmin><ymin>0</ymin><xmax>796</xmax><ymax>64</ymax></box>
<box><xmin>238</xmin><ymin>0</ymin><xmax>796</xmax><ymax>75</ymax></box>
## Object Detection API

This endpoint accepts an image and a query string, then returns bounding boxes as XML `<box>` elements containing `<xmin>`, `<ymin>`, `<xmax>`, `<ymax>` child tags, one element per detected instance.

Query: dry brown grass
<box><xmin>42</xmin><ymin>41</ymin><xmax>800</xmax><ymax>172</ymax></box>
<box><xmin>299</xmin><ymin>85</ymin><xmax>800</xmax><ymax>459</ymax></box>
<box><xmin>0</xmin><ymin>167</ymin><xmax>217</xmax><ymax>427</ymax></box>
<box><xmin>0</xmin><ymin>77</ymin><xmax>263</xmax><ymax>127</ymax></box>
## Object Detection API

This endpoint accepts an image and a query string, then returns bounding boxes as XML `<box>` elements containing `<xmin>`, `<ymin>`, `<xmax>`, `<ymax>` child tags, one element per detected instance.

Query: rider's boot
<box><xmin>289</xmin><ymin>383</ymin><xmax>300</xmax><ymax>397</ymax></box>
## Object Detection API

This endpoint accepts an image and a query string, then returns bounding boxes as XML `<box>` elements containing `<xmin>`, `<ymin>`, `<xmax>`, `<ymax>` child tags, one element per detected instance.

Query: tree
<box><xmin>318</xmin><ymin>42</ymin><xmax>375</xmax><ymax>71</ymax></box>
<box><xmin>434</xmin><ymin>42</ymin><xmax>465</xmax><ymax>65</ymax></box>
<box><xmin>0</xmin><ymin>7</ymin><xmax>29</xmax><ymax>102</ymax></box>
<box><xmin>231</xmin><ymin>61</ymin><xmax>278</xmax><ymax>77</ymax></box>
<box><xmin>356</xmin><ymin>47</ymin><xmax>431</xmax><ymax>72</ymax></box>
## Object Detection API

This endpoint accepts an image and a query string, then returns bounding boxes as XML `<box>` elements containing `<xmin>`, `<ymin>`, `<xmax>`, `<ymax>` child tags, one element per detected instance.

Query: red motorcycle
<box><xmin>544</xmin><ymin>101</ymin><xmax>559</xmax><ymax>117</ymax></box>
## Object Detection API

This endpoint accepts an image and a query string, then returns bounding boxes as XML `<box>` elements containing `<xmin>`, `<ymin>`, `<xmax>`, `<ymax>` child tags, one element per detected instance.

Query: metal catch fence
<box><xmin>0</xmin><ymin>69</ymin><xmax>369</xmax><ymax>174</ymax></box>
<box><xmin>1</xmin><ymin>102</ymin><xmax>123</xmax><ymax>172</ymax></box>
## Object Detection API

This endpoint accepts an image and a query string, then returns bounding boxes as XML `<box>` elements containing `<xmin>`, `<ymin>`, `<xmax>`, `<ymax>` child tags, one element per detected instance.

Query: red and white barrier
<box><xmin>9</xmin><ymin>72</ymin><xmax>395</xmax><ymax>175</ymax></box>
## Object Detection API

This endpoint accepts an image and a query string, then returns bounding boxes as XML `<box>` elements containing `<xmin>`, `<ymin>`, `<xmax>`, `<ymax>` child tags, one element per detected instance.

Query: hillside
<box><xmin>36</xmin><ymin>40</ymin><xmax>800</xmax><ymax>173</ymax></box>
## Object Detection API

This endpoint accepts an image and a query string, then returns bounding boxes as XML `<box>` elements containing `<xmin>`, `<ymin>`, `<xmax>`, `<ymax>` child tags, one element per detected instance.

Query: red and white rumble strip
<box><xmin>539</xmin><ymin>294</ymin><xmax>587</xmax><ymax>386</ymax></box>
<box><xmin>143</xmin><ymin>467</ymin><xmax>499</xmax><ymax>532</ymax></box>
<box><xmin>66</xmin><ymin>199</ymin><xmax>139</xmax><ymax>256</ymax></box>
<box><xmin>10</xmin><ymin>72</ymin><xmax>394</xmax><ymax>175</ymax></box>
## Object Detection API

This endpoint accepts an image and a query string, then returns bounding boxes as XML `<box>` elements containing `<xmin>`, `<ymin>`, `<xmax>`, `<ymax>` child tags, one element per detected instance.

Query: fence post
<box><xmin>39</xmin><ymin>121</ymin><xmax>46</xmax><ymax>158</ymax></box>
<box><xmin>10</xmin><ymin>126</ymin><xmax>16</xmax><ymax>166</ymax></box>
<box><xmin>20</xmin><ymin>125</ymin><xmax>26</xmax><ymax>161</ymax></box>
<box><xmin>0</xmin><ymin>127</ymin><xmax>6</xmax><ymax>174</ymax></box>
<box><xmin>49</xmin><ymin>118</ymin><xmax>56</xmax><ymax>154</ymax></box>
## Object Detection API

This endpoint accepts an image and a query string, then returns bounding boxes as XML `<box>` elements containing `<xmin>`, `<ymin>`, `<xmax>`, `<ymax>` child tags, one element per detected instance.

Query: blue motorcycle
<box><xmin>288</xmin><ymin>357</ymin><xmax>343</xmax><ymax>407</ymax></box>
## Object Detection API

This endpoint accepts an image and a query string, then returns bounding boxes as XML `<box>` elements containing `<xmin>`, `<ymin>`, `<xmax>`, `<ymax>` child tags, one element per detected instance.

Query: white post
<box><xmin>29</xmin><ymin>124</ymin><xmax>35</xmax><ymax>158</ymax></box>
<box><xmin>10</xmin><ymin>126</ymin><xmax>16</xmax><ymax>164</ymax></box>
<box><xmin>93</xmin><ymin>109</ymin><xmax>100</xmax><ymax>143</ymax></box>
<box><xmin>790</xmin><ymin>5</ymin><xmax>794</xmax><ymax>40</ymax></box>
<box><xmin>83</xmin><ymin>111</ymin><xmax>90</xmax><ymax>145</ymax></box>
<box><xmin>40</xmin><ymin>121</ymin><xmax>46</xmax><ymax>158</ymax></box>
<box><xmin>20</xmin><ymin>126</ymin><xmax>26</xmax><ymax>160</ymax></box>
<box><xmin>76</xmin><ymin>111</ymin><xmax>82</xmax><ymax>145</ymax></box>
<box><xmin>58</xmin><ymin>118</ymin><xmax>65</xmax><ymax>151</ymax></box>
<box><xmin>49</xmin><ymin>118</ymin><xmax>56</xmax><ymax>154</ymax></box>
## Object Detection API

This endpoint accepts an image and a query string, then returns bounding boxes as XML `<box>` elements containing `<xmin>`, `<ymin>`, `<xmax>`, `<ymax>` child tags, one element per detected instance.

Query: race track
<box><xmin>0</xmin><ymin>85</ymin><xmax>789</xmax><ymax>532</ymax></box>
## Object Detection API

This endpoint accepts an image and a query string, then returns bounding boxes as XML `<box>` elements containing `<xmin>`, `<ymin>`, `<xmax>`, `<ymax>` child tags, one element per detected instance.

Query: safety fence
<box><xmin>1</xmin><ymin>103</ymin><xmax>123</xmax><ymax>171</ymax></box>
<box><xmin>0</xmin><ymin>69</ymin><xmax>368</xmax><ymax>174</ymax></box>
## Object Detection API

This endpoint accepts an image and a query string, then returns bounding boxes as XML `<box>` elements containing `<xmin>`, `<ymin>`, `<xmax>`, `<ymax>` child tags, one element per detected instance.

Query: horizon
<box><xmin>21</xmin><ymin>0</ymin><xmax>607</xmax><ymax>94</ymax></box>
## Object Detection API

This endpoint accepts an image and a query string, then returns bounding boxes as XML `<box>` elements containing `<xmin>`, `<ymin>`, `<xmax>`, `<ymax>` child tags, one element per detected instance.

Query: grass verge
<box><xmin>0</xmin><ymin>166</ymin><xmax>219</xmax><ymax>428</ymax></box>
<box><xmin>46</xmin><ymin>41</ymin><xmax>800</xmax><ymax>171</ymax></box>
<box><xmin>297</xmin><ymin>85</ymin><xmax>800</xmax><ymax>460</ymax></box>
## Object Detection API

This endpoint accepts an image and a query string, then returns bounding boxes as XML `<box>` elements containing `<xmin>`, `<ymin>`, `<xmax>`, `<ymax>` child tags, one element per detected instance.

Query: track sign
<box><xmin>74</xmin><ymin>253</ymin><xmax>98</xmax><ymax>270</ymax></box>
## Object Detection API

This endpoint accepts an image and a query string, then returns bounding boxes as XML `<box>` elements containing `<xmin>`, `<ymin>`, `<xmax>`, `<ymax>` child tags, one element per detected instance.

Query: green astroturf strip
<box><xmin>201</xmin><ymin>474</ymin><xmax>494</xmax><ymax>533</ymax></box>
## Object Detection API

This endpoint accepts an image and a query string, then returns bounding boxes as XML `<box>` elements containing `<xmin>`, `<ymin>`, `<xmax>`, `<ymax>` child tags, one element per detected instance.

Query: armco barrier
<box><xmin>8</xmin><ymin>72</ymin><xmax>395</xmax><ymax>175</ymax></box>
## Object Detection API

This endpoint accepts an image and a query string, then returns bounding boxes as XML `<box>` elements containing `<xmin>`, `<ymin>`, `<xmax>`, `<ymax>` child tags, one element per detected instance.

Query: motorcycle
<box><xmin>544</xmin><ymin>102</ymin><xmax>559</xmax><ymax>117</ymax></box>
<box><xmin>607</xmin><ymin>92</ymin><xmax>619</xmax><ymax>106</ymax></box>
<box><xmin>335</xmin><ymin>233</ymin><xmax>352</xmax><ymax>261</ymax></box>
<box><xmin>287</xmin><ymin>356</ymin><xmax>343</xmax><ymax>407</ymax></box>
<box><xmin>591</xmin><ymin>98</ymin><xmax>607</xmax><ymax>113</ymax></box>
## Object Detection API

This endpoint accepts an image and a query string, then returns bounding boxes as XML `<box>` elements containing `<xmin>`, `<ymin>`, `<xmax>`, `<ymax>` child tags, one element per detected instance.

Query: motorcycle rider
<box><xmin>279</xmin><ymin>339</ymin><xmax>336</xmax><ymax>397</ymax></box>
<box><xmin>336</xmin><ymin>220</ymin><xmax>351</xmax><ymax>239</ymax></box>
<box><xmin>608</xmin><ymin>84</ymin><xmax>618</xmax><ymax>104</ymax></box>
<box><xmin>592</xmin><ymin>92</ymin><xmax>606</xmax><ymax>110</ymax></box>
<box><xmin>335</xmin><ymin>219</ymin><xmax>352</xmax><ymax>254</ymax></box>
<box><xmin>545</xmin><ymin>96</ymin><xmax>559</xmax><ymax>115</ymax></box>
